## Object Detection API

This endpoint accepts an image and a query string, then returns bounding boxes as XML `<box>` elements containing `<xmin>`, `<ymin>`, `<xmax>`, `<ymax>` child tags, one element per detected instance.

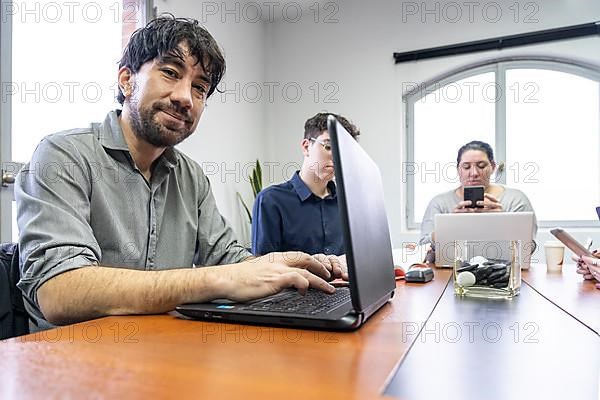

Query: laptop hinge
<box><xmin>357</xmin><ymin>290</ymin><xmax>394</xmax><ymax>321</ymax></box>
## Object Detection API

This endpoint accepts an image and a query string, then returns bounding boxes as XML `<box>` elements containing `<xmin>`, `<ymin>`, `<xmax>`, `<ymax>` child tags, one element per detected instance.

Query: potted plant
<box><xmin>237</xmin><ymin>159</ymin><xmax>262</xmax><ymax>224</ymax></box>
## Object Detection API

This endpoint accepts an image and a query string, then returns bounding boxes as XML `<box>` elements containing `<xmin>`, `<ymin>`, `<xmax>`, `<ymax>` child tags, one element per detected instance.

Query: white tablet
<box><xmin>550</xmin><ymin>228</ymin><xmax>593</xmax><ymax>257</ymax></box>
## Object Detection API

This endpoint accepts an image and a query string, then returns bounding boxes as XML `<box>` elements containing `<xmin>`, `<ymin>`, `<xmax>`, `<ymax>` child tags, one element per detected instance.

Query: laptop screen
<box><xmin>434</xmin><ymin>212</ymin><xmax>535</xmax><ymax>268</ymax></box>
<box><xmin>328</xmin><ymin>117</ymin><xmax>395</xmax><ymax>312</ymax></box>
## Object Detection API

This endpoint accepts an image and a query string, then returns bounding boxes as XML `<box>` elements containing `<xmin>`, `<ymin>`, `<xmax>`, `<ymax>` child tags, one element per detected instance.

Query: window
<box><xmin>405</xmin><ymin>58</ymin><xmax>600</xmax><ymax>229</ymax></box>
<box><xmin>505</xmin><ymin>67</ymin><xmax>599</xmax><ymax>223</ymax></box>
<box><xmin>11</xmin><ymin>0</ymin><xmax>152</xmax><ymax>163</ymax></box>
<box><xmin>1</xmin><ymin>0</ymin><xmax>152</xmax><ymax>242</ymax></box>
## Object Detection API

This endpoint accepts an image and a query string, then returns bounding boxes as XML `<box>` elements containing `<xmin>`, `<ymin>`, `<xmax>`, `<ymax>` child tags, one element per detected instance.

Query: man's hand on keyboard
<box><xmin>312</xmin><ymin>254</ymin><xmax>349</xmax><ymax>281</ymax></box>
<box><xmin>222</xmin><ymin>252</ymin><xmax>336</xmax><ymax>301</ymax></box>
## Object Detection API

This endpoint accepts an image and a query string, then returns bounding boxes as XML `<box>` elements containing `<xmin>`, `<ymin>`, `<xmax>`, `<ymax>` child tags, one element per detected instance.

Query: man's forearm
<box><xmin>36</xmin><ymin>252</ymin><xmax>336</xmax><ymax>326</ymax></box>
<box><xmin>37</xmin><ymin>265</ymin><xmax>227</xmax><ymax>325</ymax></box>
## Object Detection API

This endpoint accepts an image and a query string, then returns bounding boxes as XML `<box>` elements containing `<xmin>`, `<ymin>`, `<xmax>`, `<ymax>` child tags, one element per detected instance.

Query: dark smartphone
<box><xmin>464</xmin><ymin>185</ymin><xmax>484</xmax><ymax>208</ymax></box>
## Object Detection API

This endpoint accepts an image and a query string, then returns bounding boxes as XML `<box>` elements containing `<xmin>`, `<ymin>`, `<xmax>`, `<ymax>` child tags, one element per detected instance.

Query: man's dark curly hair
<box><xmin>117</xmin><ymin>14</ymin><xmax>225</xmax><ymax>104</ymax></box>
<box><xmin>304</xmin><ymin>113</ymin><xmax>360</xmax><ymax>140</ymax></box>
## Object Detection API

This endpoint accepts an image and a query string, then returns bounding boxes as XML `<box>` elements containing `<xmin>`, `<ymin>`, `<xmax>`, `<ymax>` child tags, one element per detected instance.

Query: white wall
<box><xmin>163</xmin><ymin>0</ymin><xmax>600</xmax><ymax>255</ymax></box>
<box><xmin>156</xmin><ymin>0</ymin><xmax>268</xmax><ymax>246</ymax></box>
<box><xmin>262</xmin><ymin>0</ymin><xmax>600</xmax><ymax>250</ymax></box>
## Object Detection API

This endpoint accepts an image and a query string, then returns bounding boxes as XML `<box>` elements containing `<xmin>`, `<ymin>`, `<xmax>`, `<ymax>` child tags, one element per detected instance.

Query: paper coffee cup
<box><xmin>544</xmin><ymin>241</ymin><xmax>565</xmax><ymax>272</ymax></box>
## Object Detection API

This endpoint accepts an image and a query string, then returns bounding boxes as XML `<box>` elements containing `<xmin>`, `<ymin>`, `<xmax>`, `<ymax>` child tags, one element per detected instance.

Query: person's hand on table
<box><xmin>237</xmin><ymin>252</ymin><xmax>335</xmax><ymax>300</ymax></box>
<box><xmin>572</xmin><ymin>254</ymin><xmax>594</xmax><ymax>280</ymax></box>
<box><xmin>576</xmin><ymin>252</ymin><xmax>600</xmax><ymax>289</ymax></box>
<box><xmin>573</xmin><ymin>249</ymin><xmax>600</xmax><ymax>280</ymax></box>
<box><xmin>589</xmin><ymin>264</ymin><xmax>600</xmax><ymax>289</ymax></box>
<box><xmin>312</xmin><ymin>254</ymin><xmax>349</xmax><ymax>281</ymax></box>
<box><xmin>338</xmin><ymin>254</ymin><xmax>349</xmax><ymax>281</ymax></box>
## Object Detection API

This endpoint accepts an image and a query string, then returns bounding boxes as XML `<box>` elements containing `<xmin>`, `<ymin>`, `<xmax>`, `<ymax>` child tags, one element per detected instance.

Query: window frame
<box><xmin>0</xmin><ymin>0</ymin><xmax>14</xmax><ymax>241</ymax></box>
<box><xmin>405</xmin><ymin>56</ymin><xmax>600</xmax><ymax>230</ymax></box>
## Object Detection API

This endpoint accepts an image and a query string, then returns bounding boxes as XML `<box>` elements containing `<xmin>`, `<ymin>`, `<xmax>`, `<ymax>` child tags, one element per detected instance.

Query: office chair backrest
<box><xmin>0</xmin><ymin>243</ymin><xmax>29</xmax><ymax>339</ymax></box>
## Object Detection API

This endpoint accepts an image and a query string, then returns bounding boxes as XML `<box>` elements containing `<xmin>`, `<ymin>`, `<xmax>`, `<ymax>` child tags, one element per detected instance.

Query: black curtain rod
<box><xmin>394</xmin><ymin>21</ymin><xmax>600</xmax><ymax>63</ymax></box>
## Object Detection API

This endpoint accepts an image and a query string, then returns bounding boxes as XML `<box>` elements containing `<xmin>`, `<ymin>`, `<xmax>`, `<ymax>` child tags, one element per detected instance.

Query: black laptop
<box><xmin>176</xmin><ymin>116</ymin><xmax>396</xmax><ymax>330</ymax></box>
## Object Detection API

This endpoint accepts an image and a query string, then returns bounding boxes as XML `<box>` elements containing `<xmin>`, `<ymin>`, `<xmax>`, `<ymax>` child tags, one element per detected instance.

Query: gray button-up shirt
<box><xmin>16</xmin><ymin>110</ymin><xmax>250</xmax><ymax>329</ymax></box>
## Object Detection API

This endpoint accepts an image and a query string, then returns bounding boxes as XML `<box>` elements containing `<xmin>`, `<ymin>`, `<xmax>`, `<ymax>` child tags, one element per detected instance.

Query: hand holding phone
<box><xmin>580</xmin><ymin>255</ymin><xmax>600</xmax><ymax>281</ymax></box>
<box><xmin>463</xmin><ymin>185</ymin><xmax>484</xmax><ymax>208</ymax></box>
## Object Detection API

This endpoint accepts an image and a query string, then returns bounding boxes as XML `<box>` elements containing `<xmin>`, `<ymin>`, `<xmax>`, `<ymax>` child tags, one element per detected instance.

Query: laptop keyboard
<box><xmin>241</xmin><ymin>287</ymin><xmax>351</xmax><ymax>315</ymax></box>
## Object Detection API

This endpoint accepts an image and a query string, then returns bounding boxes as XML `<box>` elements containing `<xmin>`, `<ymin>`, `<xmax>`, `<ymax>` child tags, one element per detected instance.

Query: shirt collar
<box><xmin>97</xmin><ymin>110</ymin><xmax>129</xmax><ymax>151</ymax></box>
<box><xmin>291</xmin><ymin>171</ymin><xmax>337</xmax><ymax>202</ymax></box>
<box><xmin>96</xmin><ymin>110</ymin><xmax>179</xmax><ymax>169</ymax></box>
<box><xmin>327</xmin><ymin>180</ymin><xmax>337</xmax><ymax>197</ymax></box>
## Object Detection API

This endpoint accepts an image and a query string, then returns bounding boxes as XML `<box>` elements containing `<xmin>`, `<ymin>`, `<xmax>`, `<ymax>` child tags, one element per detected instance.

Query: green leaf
<box><xmin>255</xmin><ymin>159</ymin><xmax>263</xmax><ymax>190</ymax></box>
<box><xmin>235</xmin><ymin>159</ymin><xmax>263</xmax><ymax>225</ymax></box>
<box><xmin>250</xmin><ymin>172</ymin><xmax>257</xmax><ymax>197</ymax></box>
<box><xmin>251</xmin><ymin>168</ymin><xmax>261</xmax><ymax>198</ymax></box>
<box><xmin>236</xmin><ymin>192</ymin><xmax>252</xmax><ymax>223</ymax></box>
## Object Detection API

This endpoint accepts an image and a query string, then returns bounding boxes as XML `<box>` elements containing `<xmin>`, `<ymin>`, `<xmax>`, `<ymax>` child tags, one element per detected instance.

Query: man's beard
<box><xmin>129</xmin><ymin>98</ymin><xmax>195</xmax><ymax>148</ymax></box>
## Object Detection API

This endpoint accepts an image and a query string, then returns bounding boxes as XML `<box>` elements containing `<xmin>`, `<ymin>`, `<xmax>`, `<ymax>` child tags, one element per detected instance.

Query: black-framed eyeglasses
<box><xmin>310</xmin><ymin>138</ymin><xmax>332</xmax><ymax>152</ymax></box>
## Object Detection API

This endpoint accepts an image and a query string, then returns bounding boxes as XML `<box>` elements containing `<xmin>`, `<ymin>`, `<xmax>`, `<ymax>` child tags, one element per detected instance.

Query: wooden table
<box><xmin>2</xmin><ymin>267</ymin><xmax>598</xmax><ymax>399</ymax></box>
<box><xmin>523</xmin><ymin>263</ymin><xmax>600</xmax><ymax>335</ymax></box>
<box><xmin>385</xmin><ymin>277</ymin><xmax>600</xmax><ymax>400</ymax></box>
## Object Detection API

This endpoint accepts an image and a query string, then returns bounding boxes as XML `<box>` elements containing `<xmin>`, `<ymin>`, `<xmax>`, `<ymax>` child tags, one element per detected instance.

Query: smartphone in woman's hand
<box><xmin>464</xmin><ymin>185</ymin><xmax>484</xmax><ymax>208</ymax></box>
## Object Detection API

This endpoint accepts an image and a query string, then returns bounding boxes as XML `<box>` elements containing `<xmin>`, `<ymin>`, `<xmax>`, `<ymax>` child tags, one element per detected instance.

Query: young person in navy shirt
<box><xmin>252</xmin><ymin>113</ymin><xmax>360</xmax><ymax>269</ymax></box>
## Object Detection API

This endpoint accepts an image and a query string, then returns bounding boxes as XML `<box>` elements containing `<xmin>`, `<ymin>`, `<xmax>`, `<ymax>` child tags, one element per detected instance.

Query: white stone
<box><xmin>457</xmin><ymin>271</ymin><xmax>476</xmax><ymax>287</ymax></box>
<box><xmin>469</xmin><ymin>256</ymin><xmax>488</xmax><ymax>265</ymax></box>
